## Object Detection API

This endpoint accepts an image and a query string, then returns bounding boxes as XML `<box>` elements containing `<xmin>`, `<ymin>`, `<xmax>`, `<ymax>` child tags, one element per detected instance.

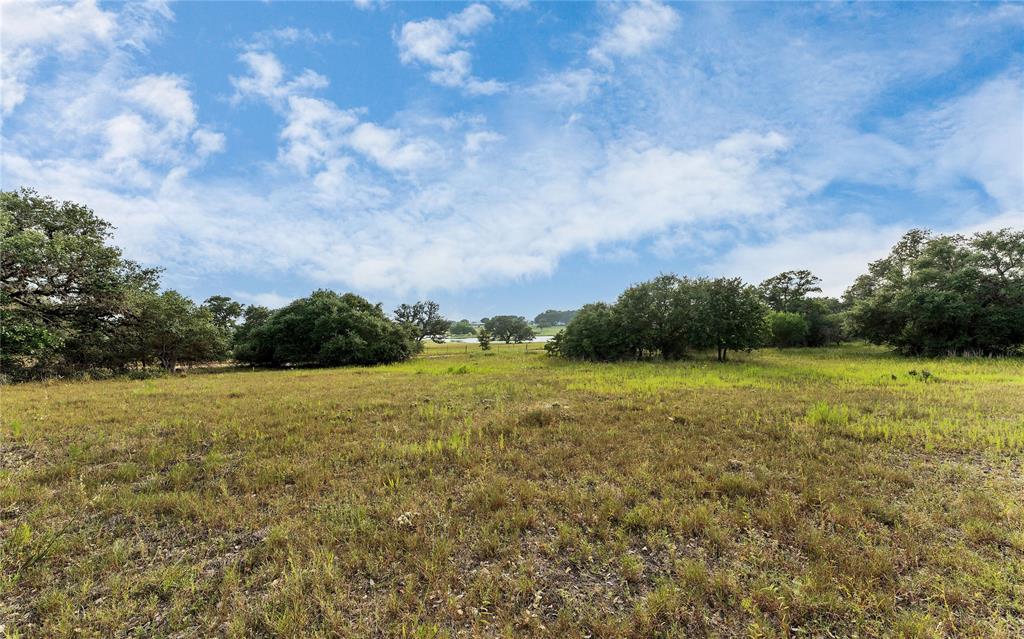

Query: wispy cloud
<box><xmin>588</xmin><ymin>0</ymin><xmax>680</xmax><ymax>65</ymax></box>
<box><xmin>2</xmin><ymin>1</ymin><xmax>1020</xmax><ymax>304</ymax></box>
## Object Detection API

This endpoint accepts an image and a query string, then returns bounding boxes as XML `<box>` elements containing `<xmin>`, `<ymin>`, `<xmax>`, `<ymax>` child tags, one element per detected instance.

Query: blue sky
<box><xmin>2</xmin><ymin>1</ymin><xmax>1021</xmax><ymax>321</ymax></box>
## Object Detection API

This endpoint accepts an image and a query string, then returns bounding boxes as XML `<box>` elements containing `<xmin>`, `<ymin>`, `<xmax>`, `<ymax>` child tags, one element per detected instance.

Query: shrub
<box><xmin>769</xmin><ymin>311</ymin><xmax>809</xmax><ymax>347</ymax></box>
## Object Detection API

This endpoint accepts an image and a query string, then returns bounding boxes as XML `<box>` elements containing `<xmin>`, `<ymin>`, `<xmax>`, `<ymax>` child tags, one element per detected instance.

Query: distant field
<box><xmin>2</xmin><ymin>345</ymin><xmax>1023</xmax><ymax>637</ymax></box>
<box><xmin>532</xmin><ymin>326</ymin><xmax>565</xmax><ymax>336</ymax></box>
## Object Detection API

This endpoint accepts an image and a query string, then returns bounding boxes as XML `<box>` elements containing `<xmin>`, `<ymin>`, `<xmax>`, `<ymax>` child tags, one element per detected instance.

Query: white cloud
<box><xmin>192</xmin><ymin>129</ymin><xmax>226</xmax><ymax>158</ymax></box>
<box><xmin>464</xmin><ymin>130</ymin><xmax>504</xmax><ymax>154</ymax></box>
<box><xmin>526</xmin><ymin>68</ymin><xmax>606</xmax><ymax>107</ymax></box>
<box><xmin>123</xmin><ymin>74</ymin><xmax>196</xmax><ymax>128</ymax></box>
<box><xmin>233</xmin><ymin>291</ymin><xmax>292</xmax><ymax>309</ymax></box>
<box><xmin>709</xmin><ymin>217</ymin><xmax>908</xmax><ymax>297</ymax></box>
<box><xmin>279</xmin><ymin>96</ymin><xmax>359</xmax><ymax>173</ymax></box>
<box><xmin>589</xmin><ymin>0</ymin><xmax>680</xmax><ymax>64</ymax></box>
<box><xmin>348</xmin><ymin>122</ymin><xmax>442</xmax><ymax>171</ymax></box>
<box><xmin>908</xmin><ymin>73</ymin><xmax>1023</xmax><ymax>213</ymax></box>
<box><xmin>231</xmin><ymin>51</ymin><xmax>328</xmax><ymax>107</ymax></box>
<box><xmin>397</xmin><ymin>3</ymin><xmax>505</xmax><ymax>94</ymax></box>
<box><xmin>0</xmin><ymin>0</ymin><xmax>117</xmax><ymax>114</ymax></box>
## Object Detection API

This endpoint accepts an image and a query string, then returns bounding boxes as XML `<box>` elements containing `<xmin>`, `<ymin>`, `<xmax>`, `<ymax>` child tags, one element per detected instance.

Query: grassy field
<box><xmin>2</xmin><ymin>344</ymin><xmax>1023</xmax><ymax>638</ymax></box>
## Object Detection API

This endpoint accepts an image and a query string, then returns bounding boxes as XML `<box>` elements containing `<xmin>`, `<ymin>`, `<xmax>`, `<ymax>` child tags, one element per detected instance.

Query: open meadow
<box><xmin>2</xmin><ymin>344</ymin><xmax>1023</xmax><ymax>638</ymax></box>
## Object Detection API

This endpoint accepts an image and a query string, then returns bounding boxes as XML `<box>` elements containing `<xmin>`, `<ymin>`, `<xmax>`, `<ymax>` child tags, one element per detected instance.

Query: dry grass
<box><xmin>1</xmin><ymin>344</ymin><xmax>1022</xmax><ymax>638</ymax></box>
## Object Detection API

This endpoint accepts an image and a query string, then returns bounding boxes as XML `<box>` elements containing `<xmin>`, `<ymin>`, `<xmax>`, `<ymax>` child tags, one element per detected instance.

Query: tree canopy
<box><xmin>483</xmin><ymin>315</ymin><xmax>536</xmax><ymax>343</ymax></box>
<box><xmin>449</xmin><ymin>319</ymin><xmax>476</xmax><ymax>336</ymax></box>
<box><xmin>235</xmin><ymin>290</ymin><xmax>415</xmax><ymax>367</ymax></box>
<box><xmin>394</xmin><ymin>300</ymin><xmax>452</xmax><ymax>344</ymax></box>
<box><xmin>1</xmin><ymin>188</ymin><xmax>160</xmax><ymax>378</ymax></box>
<box><xmin>846</xmin><ymin>228</ymin><xmax>1024</xmax><ymax>355</ymax></box>
<box><xmin>549</xmin><ymin>275</ymin><xmax>769</xmax><ymax>362</ymax></box>
<box><xmin>533</xmin><ymin>309</ymin><xmax>578</xmax><ymax>327</ymax></box>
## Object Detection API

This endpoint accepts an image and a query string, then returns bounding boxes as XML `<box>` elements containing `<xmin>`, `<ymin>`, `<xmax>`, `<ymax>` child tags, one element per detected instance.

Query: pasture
<box><xmin>1</xmin><ymin>345</ymin><xmax>1022</xmax><ymax>637</ymax></box>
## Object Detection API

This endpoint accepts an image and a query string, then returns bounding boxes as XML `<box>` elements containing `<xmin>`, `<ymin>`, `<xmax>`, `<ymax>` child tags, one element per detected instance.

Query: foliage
<box><xmin>1</xmin><ymin>188</ymin><xmax>161</xmax><ymax>378</ymax></box>
<box><xmin>615</xmin><ymin>275</ymin><xmax>701</xmax><ymax>360</ymax></box>
<box><xmin>692</xmin><ymin>277</ymin><xmax>769</xmax><ymax>361</ymax></box>
<box><xmin>476</xmin><ymin>328</ymin><xmax>492</xmax><ymax>350</ymax></box>
<box><xmin>231</xmin><ymin>305</ymin><xmax>271</xmax><ymax>360</ymax></box>
<box><xmin>202</xmin><ymin>295</ymin><xmax>244</xmax><ymax>333</ymax></box>
<box><xmin>533</xmin><ymin>308</ymin><xmax>578</xmax><ymax>327</ymax></box>
<box><xmin>449</xmin><ymin>319</ymin><xmax>476</xmax><ymax>336</ymax></box>
<box><xmin>483</xmin><ymin>315</ymin><xmax>536</xmax><ymax>343</ymax></box>
<box><xmin>557</xmin><ymin>275</ymin><xmax>768</xmax><ymax>362</ymax></box>
<box><xmin>394</xmin><ymin>300</ymin><xmax>452</xmax><ymax>344</ymax></box>
<box><xmin>768</xmin><ymin>311</ymin><xmax>810</xmax><ymax>348</ymax></box>
<box><xmin>759</xmin><ymin>269</ymin><xmax>822</xmax><ymax>313</ymax></box>
<box><xmin>846</xmin><ymin>228</ymin><xmax>1024</xmax><ymax>355</ymax></box>
<box><xmin>759</xmin><ymin>270</ymin><xmax>846</xmax><ymax>347</ymax></box>
<box><xmin>555</xmin><ymin>302</ymin><xmax>627</xmax><ymax>360</ymax></box>
<box><xmin>235</xmin><ymin>290</ymin><xmax>415</xmax><ymax>367</ymax></box>
<box><xmin>133</xmin><ymin>291</ymin><xmax>228</xmax><ymax>369</ymax></box>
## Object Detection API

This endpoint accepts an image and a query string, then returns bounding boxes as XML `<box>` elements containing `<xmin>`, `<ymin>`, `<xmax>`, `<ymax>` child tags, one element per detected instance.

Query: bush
<box><xmin>233</xmin><ymin>290</ymin><xmax>415</xmax><ymax>367</ymax></box>
<box><xmin>769</xmin><ymin>312</ymin><xmax>809</xmax><ymax>347</ymax></box>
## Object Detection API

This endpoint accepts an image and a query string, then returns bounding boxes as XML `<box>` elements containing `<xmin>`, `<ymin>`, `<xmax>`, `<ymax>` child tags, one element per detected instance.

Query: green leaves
<box><xmin>847</xmin><ymin>228</ymin><xmax>1024</xmax><ymax>355</ymax></box>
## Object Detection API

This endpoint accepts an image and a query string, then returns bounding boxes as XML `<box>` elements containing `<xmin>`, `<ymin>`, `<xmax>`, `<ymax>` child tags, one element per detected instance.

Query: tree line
<box><xmin>1</xmin><ymin>190</ymin><xmax>426</xmax><ymax>379</ymax></box>
<box><xmin>546</xmin><ymin>228</ymin><xmax>1023</xmax><ymax>361</ymax></box>
<box><xmin>3</xmin><ymin>188</ymin><xmax>1021</xmax><ymax>379</ymax></box>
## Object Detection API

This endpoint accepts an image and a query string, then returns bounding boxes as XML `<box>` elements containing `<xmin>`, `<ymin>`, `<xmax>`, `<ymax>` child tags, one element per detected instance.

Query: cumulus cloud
<box><xmin>348</xmin><ymin>123</ymin><xmax>442</xmax><ymax>171</ymax></box>
<box><xmin>589</xmin><ymin>0</ymin><xmax>680</xmax><ymax>64</ymax></box>
<box><xmin>279</xmin><ymin>96</ymin><xmax>359</xmax><ymax>173</ymax></box>
<box><xmin>397</xmin><ymin>3</ymin><xmax>505</xmax><ymax>94</ymax></box>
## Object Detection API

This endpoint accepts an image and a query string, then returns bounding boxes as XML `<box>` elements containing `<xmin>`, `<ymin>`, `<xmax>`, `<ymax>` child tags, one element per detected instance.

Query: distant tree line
<box><xmin>0</xmin><ymin>189</ymin><xmax>432</xmax><ymax>380</ymax></box>
<box><xmin>544</xmin><ymin>275</ymin><xmax>768</xmax><ymax>361</ymax></box>
<box><xmin>480</xmin><ymin>315</ymin><xmax>536</xmax><ymax>343</ymax></box>
<box><xmin>3</xmin><ymin>189</ymin><xmax>1020</xmax><ymax>379</ymax></box>
<box><xmin>533</xmin><ymin>308</ymin><xmax>578</xmax><ymax>327</ymax></box>
<box><xmin>546</xmin><ymin>228</ymin><xmax>1023</xmax><ymax>361</ymax></box>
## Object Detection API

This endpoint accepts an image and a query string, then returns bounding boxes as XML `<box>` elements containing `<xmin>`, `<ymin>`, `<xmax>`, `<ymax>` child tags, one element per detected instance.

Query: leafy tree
<box><xmin>759</xmin><ymin>270</ymin><xmax>847</xmax><ymax>346</ymax></box>
<box><xmin>556</xmin><ymin>303</ymin><xmax>626</xmax><ymax>360</ymax></box>
<box><xmin>801</xmin><ymin>297</ymin><xmax>847</xmax><ymax>346</ymax></box>
<box><xmin>615</xmin><ymin>274</ymin><xmax>698</xmax><ymax>359</ymax></box>
<box><xmin>484</xmin><ymin>315</ymin><xmax>535</xmax><ymax>343</ymax></box>
<box><xmin>235</xmin><ymin>290</ymin><xmax>414</xmax><ymax>367</ymax></box>
<box><xmin>533</xmin><ymin>309</ymin><xmax>578</xmax><ymax>327</ymax></box>
<box><xmin>1</xmin><ymin>188</ymin><xmax>160</xmax><ymax>378</ymax></box>
<box><xmin>134</xmin><ymin>291</ymin><xmax>227</xmax><ymax>370</ymax></box>
<box><xmin>768</xmin><ymin>311</ymin><xmax>809</xmax><ymax>347</ymax></box>
<box><xmin>543</xmin><ymin>330</ymin><xmax>564</xmax><ymax>357</ymax></box>
<box><xmin>692</xmin><ymin>278</ymin><xmax>769</xmax><ymax>361</ymax></box>
<box><xmin>202</xmin><ymin>295</ymin><xmax>244</xmax><ymax>332</ymax></box>
<box><xmin>759</xmin><ymin>270</ymin><xmax>822</xmax><ymax>313</ymax></box>
<box><xmin>477</xmin><ymin>328</ymin><xmax>492</xmax><ymax>350</ymax></box>
<box><xmin>232</xmin><ymin>305</ymin><xmax>272</xmax><ymax>363</ymax></box>
<box><xmin>394</xmin><ymin>300</ymin><xmax>452</xmax><ymax>344</ymax></box>
<box><xmin>449</xmin><ymin>319</ymin><xmax>476</xmax><ymax>336</ymax></box>
<box><xmin>847</xmin><ymin>228</ymin><xmax>1024</xmax><ymax>355</ymax></box>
